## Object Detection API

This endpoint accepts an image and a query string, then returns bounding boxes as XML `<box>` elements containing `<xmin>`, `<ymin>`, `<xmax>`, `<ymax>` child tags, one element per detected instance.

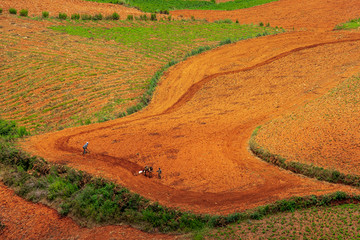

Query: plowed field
<box><xmin>1</xmin><ymin>0</ymin><xmax>360</xmax><ymax>239</ymax></box>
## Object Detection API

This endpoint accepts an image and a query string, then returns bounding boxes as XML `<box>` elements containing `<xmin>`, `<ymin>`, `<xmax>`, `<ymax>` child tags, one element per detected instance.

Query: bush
<box><xmin>112</xmin><ymin>12</ymin><xmax>120</xmax><ymax>20</ymax></box>
<box><xmin>19</xmin><ymin>9</ymin><xmax>28</xmax><ymax>17</ymax></box>
<box><xmin>127</xmin><ymin>15</ymin><xmax>134</xmax><ymax>21</ymax></box>
<box><xmin>159</xmin><ymin>10</ymin><xmax>169</xmax><ymax>15</ymax></box>
<box><xmin>58</xmin><ymin>13</ymin><xmax>67</xmax><ymax>20</ymax></box>
<box><xmin>139</xmin><ymin>14</ymin><xmax>148</xmax><ymax>21</ymax></box>
<box><xmin>71</xmin><ymin>13</ymin><xmax>80</xmax><ymax>20</ymax></box>
<box><xmin>9</xmin><ymin>8</ymin><xmax>17</xmax><ymax>15</ymax></box>
<box><xmin>150</xmin><ymin>13</ymin><xmax>157</xmax><ymax>21</ymax></box>
<box><xmin>92</xmin><ymin>13</ymin><xmax>103</xmax><ymax>21</ymax></box>
<box><xmin>42</xmin><ymin>11</ymin><xmax>49</xmax><ymax>18</ymax></box>
<box><xmin>81</xmin><ymin>14</ymin><xmax>92</xmax><ymax>20</ymax></box>
<box><xmin>0</xmin><ymin>8</ymin><xmax>3</xmax><ymax>14</ymax></box>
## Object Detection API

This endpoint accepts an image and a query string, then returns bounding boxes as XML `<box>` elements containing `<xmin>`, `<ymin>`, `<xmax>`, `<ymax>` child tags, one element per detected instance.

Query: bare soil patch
<box><xmin>171</xmin><ymin>0</ymin><xmax>360</xmax><ymax>30</ymax></box>
<box><xmin>0</xmin><ymin>0</ymin><xmax>143</xmax><ymax>18</ymax></box>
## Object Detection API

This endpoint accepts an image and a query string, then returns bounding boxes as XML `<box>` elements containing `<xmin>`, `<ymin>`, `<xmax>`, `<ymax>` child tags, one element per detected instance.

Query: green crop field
<box><xmin>208</xmin><ymin>203</ymin><xmax>360</xmax><ymax>239</ymax></box>
<box><xmin>85</xmin><ymin>0</ymin><xmax>279</xmax><ymax>12</ymax></box>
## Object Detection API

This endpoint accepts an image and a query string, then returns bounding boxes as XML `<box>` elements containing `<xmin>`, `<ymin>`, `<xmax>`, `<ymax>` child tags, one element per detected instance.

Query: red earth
<box><xmin>1</xmin><ymin>0</ymin><xmax>360</xmax><ymax>239</ymax></box>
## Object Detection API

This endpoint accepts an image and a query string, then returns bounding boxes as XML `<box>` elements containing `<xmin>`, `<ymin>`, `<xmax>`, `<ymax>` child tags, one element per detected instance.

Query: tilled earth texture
<box><xmin>1</xmin><ymin>0</ymin><xmax>360</xmax><ymax>239</ymax></box>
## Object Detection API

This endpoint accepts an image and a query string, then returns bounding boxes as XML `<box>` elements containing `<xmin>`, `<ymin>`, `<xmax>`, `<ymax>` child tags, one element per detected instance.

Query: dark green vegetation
<box><xmin>335</xmin><ymin>17</ymin><xmax>360</xmax><ymax>30</ymax></box>
<box><xmin>85</xmin><ymin>0</ymin><xmax>279</xmax><ymax>13</ymax></box>
<box><xmin>208</xmin><ymin>203</ymin><xmax>360</xmax><ymax>239</ymax></box>
<box><xmin>250</xmin><ymin>125</ymin><xmax>360</xmax><ymax>188</ymax></box>
<box><xmin>0</xmin><ymin>119</ymin><xmax>29</xmax><ymax>140</ymax></box>
<box><xmin>0</xmin><ymin>8</ymin><xmax>3</xmax><ymax>14</ymax></box>
<box><xmin>9</xmin><ymin>8</ymin><xmax>17</xmax><ymax>15</ymax></box>
<box><xmin>19</xmin><ymin>9</ymin><xmax>28</xmax><ymax>17</ymax></box>
<box><xmin>42</xmin><ymin>11</ymin><xmax>49</xmax><ymax>18</ymax></box>
<box><xmin>58</xmin><ymin>12</ymin><xmax>68</xmax><ymax>20</ymax></box>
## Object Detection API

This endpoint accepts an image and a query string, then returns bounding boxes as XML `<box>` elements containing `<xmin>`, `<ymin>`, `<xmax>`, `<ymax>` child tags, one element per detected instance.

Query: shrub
<box><xmin>259</xmin><ymin>22</ymin><xmax>264</xmax><ymax>26</ymax></box>
<box><xmin>127</xmin><ymin>15</ymin><xmax>134</xmax><ymax>21</ymax></box>
<box><xmin>150</xmin><ymin>13</ymin><xmax>157</xmax><ymax>21</ymax></box>
<box><xmin>112</xmin><ymin>12</ymin><xmax>120</xmax><ymax>20</ymax></box>
<box><xmin>139</xmin><ymin>14</ymin><xmax>148</xmax><ymax>21</ymax></box>
<box><xmin>0</xmin><ymin>8</ymin><xmax>3</xmax><ymax>14</ymax></box>
<box><xmin>58</xmin><ymin>13</ymin><xmax>67</xmax><ymax>20</ymax></box>
<box><xmin>19</xmin><ymin>9</ymin><xmax>28</xmax><ymax>17</ymax></box>
<box><xmin>42</xmin><ymin>11</ymin><xmax>49</xmax><ymax>18</ymax></box>
<box><xmin>9</xmin><ymin>8</ymin><xmax>17</xmax><ymax>15</ymax></box>
<box><xmin>159</xmin><ymin>10</ymin><xmax>169</xmax><ymax>15</ymax></box>
<box><xmin>81</xmin><ymin>14</ymin><xmax>92</xmax><ymax>20</ymax></box>
<box><xmin>92</xmin><ymin>13</ymin><xmax>103</xmax><ymax>21</ymax></box>
<box><xmin>71</xmin><ymin>13</ymin><xmax>80</xmax><ymax>20</ymax></box>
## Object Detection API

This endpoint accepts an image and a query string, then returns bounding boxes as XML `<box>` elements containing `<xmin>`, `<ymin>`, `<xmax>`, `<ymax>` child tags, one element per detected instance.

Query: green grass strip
<box><xmin>335</xmin><ymin>17</ymin><xmax>360</xmax><ymax>30</ymax></box>
<box><xmin>85</xmin><ymin>0</ymin><xmax>279</xmax><ymax>13</ymax></box>
<box><xmin>249</xmin><ymin>126</ymin><xmax>360</xmax><ymax>187</ymax></box>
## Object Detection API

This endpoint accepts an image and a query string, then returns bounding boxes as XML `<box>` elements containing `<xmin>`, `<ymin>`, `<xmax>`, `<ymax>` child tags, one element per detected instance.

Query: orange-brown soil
<box><xmin>255</xmin><ymin>75</ymin><xmax>360</xmax><ymax>176</ymax></box>
<box><xmin>171</xmin><ymin>0</ymin><xmax>360</xmax><ymax>31</ymax></box>
<box><xmin>0</xmin><ymin>0</ymin><xmax>143</xmax><ymax>18</ymax></box>
<box><xmin>1</xmin><ymin>0</ymin><xmax>360</xmax><ymax>239</ymax></box>
<box><xmin>0</xmin><ymin>15</ymin><xmax>160</xmax><ymax>133</ymax></box>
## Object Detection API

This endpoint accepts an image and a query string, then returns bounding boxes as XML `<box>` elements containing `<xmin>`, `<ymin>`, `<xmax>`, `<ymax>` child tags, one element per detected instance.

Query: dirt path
<box><xmin>3</xmin><ymin>0</ymin><xmax>360</xmax><ymax>238</ymax></box>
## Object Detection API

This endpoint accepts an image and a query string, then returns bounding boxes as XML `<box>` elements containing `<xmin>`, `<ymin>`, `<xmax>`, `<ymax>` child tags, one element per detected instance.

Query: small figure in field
<box><xmin>83</xmin><ymin>142</ymin><xmax>89</xmax><ymax>155</ymax></box>
<box><xmin>143</xmin><ymin>166</ymin><xmax>153</xmax><ymax>178</ymax></box>
<box><xmin>157</xmin><ymin>168</ymin><xmax>162</xmax><ymax>179</ymax></box>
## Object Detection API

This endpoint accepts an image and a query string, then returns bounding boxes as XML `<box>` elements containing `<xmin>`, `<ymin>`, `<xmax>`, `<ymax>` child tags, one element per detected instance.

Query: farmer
<box><xmin>82</xmin><ymin>142</ymin><xmax>89</xmax><ymax>155</ymax></box>
<box><xmin>157</xmin><ymin>167</ymin><xmax>162</xmax><ymax>179</ymax></box>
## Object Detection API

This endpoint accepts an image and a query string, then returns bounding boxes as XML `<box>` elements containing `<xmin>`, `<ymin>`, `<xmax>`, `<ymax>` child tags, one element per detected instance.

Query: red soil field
<box><xmin>1</xmin><ymin>0</ymin><xmax>360</xmax><ymax>239</ymax></box>
<box><xmin>0</xmin><ymin>0</ymin><xmax>143</xmax><ymax>19</ymax></box>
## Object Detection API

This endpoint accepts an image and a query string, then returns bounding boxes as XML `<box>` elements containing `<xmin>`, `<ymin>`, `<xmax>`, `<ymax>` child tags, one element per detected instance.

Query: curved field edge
<box><xmin>2</xmin><ymin>138</ymin><xmax>360</xmax><ymax>235</ymax></box>
<box><xmin>249</xmin><ymin>75</ymin><xmax>360</xmax><ymax>187</ymax></box>
<box><xmin>85</xmin><ymin>0</ymin><xmax>279</xmax><ymax>13</ymax></box>
<box><xmin>250</xmin><ymin>126</ymin><xmax>360</xmax><ymax>187</ymax></box>
<box><xmin>48</xmin><ymin>21</ymin><xmax>283</xmax><ymax>121</ymax></box>
<box><xmin>1</xmin><ymin>15</ymin><xmax>280</xmax><ymax>133</ymax></box>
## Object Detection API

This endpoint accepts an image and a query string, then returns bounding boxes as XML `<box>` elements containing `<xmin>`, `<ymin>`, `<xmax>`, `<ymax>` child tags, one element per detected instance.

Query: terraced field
<box><xmin>1</xmin><ymin>0</ymin><xmax>360</xmax><ymax>239</ymax></box>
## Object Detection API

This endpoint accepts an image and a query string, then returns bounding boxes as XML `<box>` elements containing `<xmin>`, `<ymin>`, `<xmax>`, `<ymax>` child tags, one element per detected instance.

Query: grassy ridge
<box><xmin>85</xmin><ymin>0</ymin><xmax>278</xmax><ymax>12</ymax></box>
<box><xmin>250</xmin><ymin>125</ymin><xmax>360</xmax><ymax>188</ymax></box>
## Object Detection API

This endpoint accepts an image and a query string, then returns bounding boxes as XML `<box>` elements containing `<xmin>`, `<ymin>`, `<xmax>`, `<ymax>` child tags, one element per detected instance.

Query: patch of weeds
<box><xmin>71</xmin><ymin>13</ymin><xmax>80</xmax><ymax>20</ymax></box>
<box><xmin>42</xmin><ymin>11</ymin><xmax>49</xmax><ymax>18</ymax></box>
<box><xmin>111</xmin><ymin>12</ymin><xmax>120</xmax><ymax>20</ymax></box>
<box><xmin>81</xmin><ymin>14</ymin><xmax>92</xmax><ymax>20</ymax></box>
<box><xmin>127</xmin><ymin>14</ymin><xmax>134</xmax><ymax>20</ymax></box>
<box><xmin>19</xmin><ymin>9</ymin><xmax>28</xmax><ymax>17</ymax></box>
<box><xmin>150</xmin><ymin>13</ymin><xmax>157</xmax><ymax>21</ymax></box>
<box><xmin>92</xmin><ymin>13</ymin><xmax>103</xmax><ymax>21</ymax></box>
<box><xmin>58</xmin><ymin>13</ymin><xmax>67</xmax><ymax>20</ymax></box>
<box><xmin>0</xmin><ymin>8</ymin><xmax>3</xmax><ymax>14</ymax></box>
<box><xmin>335</xmin><ymin>17</ymin><xmax>360</xmax><ymax>30</ymax></box>
<box><xmin>9</xmin><ymin>8</ymin><xmax>17</xmax><ymax>15</ymax></box>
